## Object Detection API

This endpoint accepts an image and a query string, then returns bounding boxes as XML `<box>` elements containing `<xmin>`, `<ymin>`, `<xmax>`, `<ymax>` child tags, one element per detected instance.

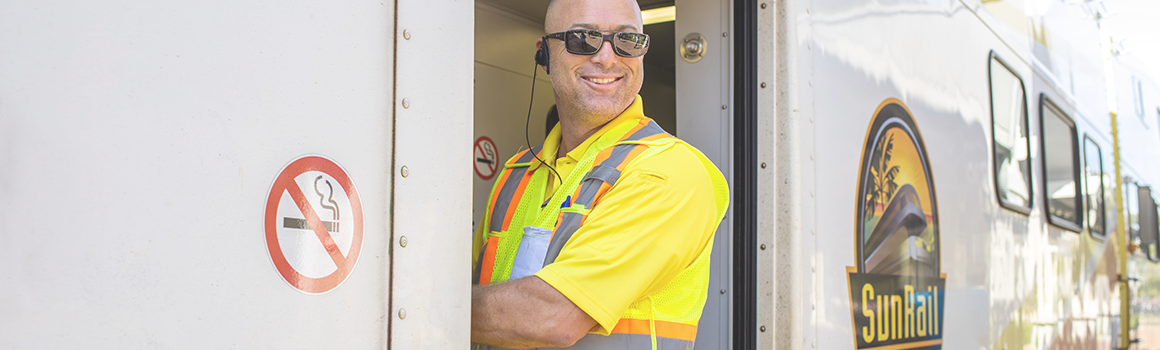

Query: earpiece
<box><xmin>534</xmin><ymin>45</ymin><xmax>550</xmax><ymax>75</ymax></box>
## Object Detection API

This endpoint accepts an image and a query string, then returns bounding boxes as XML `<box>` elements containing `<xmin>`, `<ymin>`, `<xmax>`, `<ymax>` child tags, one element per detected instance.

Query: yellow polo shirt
<box><xmin>529</xmin><ymin>97</ymin><xmax>722</xmax><ymax>335</ymax></box>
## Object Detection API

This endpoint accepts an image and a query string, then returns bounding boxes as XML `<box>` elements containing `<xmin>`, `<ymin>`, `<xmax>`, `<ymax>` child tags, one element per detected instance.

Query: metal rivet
<box><xmin>812</xmin><ymin>304</ymin><xmax>815</xmax><ymax>310</ymax></box>
<box><xmin>720</xmin><ymin>289</ymin><xmax>727</xmax><ymax>294</ymax></box>
<box><xmin>760</xmin><ymin>244</ymin><xmax>767</xmax><ymax>250</ymax></box>
<box><xmin>721</xmin><ymin>104</ymin><xmax>728</xmax><ymax>110</ymax></box>
<box><xmin>402</xmin><ymin>98</ymin><xmax>410</xmax><ymax>109</ymax></box>
<box><xmin>811</xmin><ymin>229</ymin><xmax>815</xmax><ymax>235</ymax></box>
<box><xmin>760</xmin><ymin>326</ymin><xmax>766</xmax><ymax>332</ymax></box>
<box><xmin>400</xmin><ymin>236</ymin><xmax>408</xmax><ymax>247</ymax></box>
<box><xmin>403</xmin><ymin>29</ymin><xmax>411</xmax><ymax>40</ymax></box>
<box><xmin>810</xmin><ymin>155</ymin><xmax>814</xmax><ymax>160</ymax></box>
<box><xmin>760</xmin><ymin>82</ymin><xmax>767</xmax><ymax>88</ymax></box>
<box><xmin>400</xmin><ymin>166</ymin><xmax>409</xmax><ymax>178</ymax></box>
<box><xmin>761</xmin><ymin>2</ymin><xmax>767</xmax><ymax>8</ymax></box>
<box><xmin>811</xmin><ymin>267</ymin><xmax>815</xmax><ymax>272</ymax></box>
<box><xmin>722</xmin><ymin>32</ymin><xmax>728</xmax><ymax>37</ymax></box>
<box><xmin>398</xmin><ymin>308</ymin><xmax>407</xmax><ymax>319</ymax></box>
<box><xmin>811</xmin><ymin>191</ymin><xmax>815</xmax><ymax>197</ymax></box>
<box><xmin>760</xmin><ymin>162</ymin><xmax>767</xmax><ymax>168</ymax></box>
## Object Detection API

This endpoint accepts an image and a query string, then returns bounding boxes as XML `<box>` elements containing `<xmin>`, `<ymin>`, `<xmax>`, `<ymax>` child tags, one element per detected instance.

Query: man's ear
<box><xmin>534</xmin><ymin>37</ymin><xmax>550</xmax><ymax>74</ymax></box>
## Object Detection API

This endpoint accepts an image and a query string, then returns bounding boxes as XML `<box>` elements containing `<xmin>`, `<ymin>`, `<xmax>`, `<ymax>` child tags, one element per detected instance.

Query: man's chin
<box><xmin>576</xmin><ymin>98</ymin><xmax>632</xmax><ymax>119</ymax></box>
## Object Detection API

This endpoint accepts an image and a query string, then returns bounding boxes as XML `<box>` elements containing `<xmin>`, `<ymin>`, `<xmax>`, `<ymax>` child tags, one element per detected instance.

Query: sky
<box><xmin>1102</xmin><ymin>0</ymin><xmax>1160</xmax><ymax>77</ymax></box>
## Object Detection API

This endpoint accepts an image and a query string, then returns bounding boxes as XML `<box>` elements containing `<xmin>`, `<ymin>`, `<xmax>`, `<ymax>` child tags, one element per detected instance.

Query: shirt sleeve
<box><xmin>533</xmin><ymin>145</ymin><xmax>721</xmax><ymax>335</ymax></box>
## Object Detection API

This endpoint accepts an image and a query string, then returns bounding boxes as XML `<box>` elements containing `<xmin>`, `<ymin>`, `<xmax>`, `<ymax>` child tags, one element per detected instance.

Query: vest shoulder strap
<box><xmin>543</xmin><ymin>120</ymin><xmax>674</xmax><ymax>264</ymax></box>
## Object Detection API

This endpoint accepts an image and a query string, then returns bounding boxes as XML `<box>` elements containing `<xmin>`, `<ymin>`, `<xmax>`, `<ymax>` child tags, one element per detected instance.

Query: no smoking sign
<box><xmin>265</xmin><ymin>155</ymin><xmax>364</xmax><ymax>294</ymax></box>
<box><xmin>475</xmin><ymin>136</ymin><xmax>498</xmax><ymax>180</ymax></box>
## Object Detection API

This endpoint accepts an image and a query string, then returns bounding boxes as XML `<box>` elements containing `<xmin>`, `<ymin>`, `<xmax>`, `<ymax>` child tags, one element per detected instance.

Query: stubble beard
<box><xmin>551</xmin><ymin>71</ymin><xmax>643</xmax><ymax>128</ymax></box>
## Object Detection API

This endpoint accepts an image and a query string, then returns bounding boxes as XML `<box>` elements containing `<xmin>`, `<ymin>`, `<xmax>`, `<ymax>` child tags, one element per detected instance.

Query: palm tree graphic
<box><xmin>864</xmin><ymin>132</ymin><xmax>901</xmax><ymax>224</ymax></box>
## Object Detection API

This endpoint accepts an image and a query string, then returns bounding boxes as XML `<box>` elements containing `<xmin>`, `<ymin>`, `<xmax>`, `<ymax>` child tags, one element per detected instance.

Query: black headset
<box><xmin>535</xmin><ymin>41</ymin><xmax>550</xmax><ymax>75</ymax></box>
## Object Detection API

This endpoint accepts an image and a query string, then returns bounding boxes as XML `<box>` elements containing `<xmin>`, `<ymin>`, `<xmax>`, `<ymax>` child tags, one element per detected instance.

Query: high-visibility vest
<box><xmin>474</xmin><ymin>117</ymin><xmax>730</xmax><ymax>350</ymax></box>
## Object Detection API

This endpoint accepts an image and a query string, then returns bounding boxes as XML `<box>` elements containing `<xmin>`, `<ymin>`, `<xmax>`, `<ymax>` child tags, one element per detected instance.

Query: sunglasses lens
<box><xmin>564</xmin><ymin>30</ymin><xmax>603</xmax><ymax>54</ymax></box>
<box><xmin>558</xmin><ymin>30</ymin><xmax>649</xmax><ymax>57</ymax></box>
<box><xmin>614</xmin><ymin>33</ymin><xmax>649</xmax><ymax>57</ymax></box>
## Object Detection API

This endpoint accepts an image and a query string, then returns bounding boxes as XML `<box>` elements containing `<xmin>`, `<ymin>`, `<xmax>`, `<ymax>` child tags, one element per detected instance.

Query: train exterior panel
<box><xmin>2</xmin><ymin>0</ymin><xmax>1159</xmax><ymax>349</ymax></box>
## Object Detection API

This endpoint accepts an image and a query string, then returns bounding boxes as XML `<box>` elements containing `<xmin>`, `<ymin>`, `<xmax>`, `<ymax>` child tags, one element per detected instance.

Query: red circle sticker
<box><xmin>474</xmin><ymin>136</ymin><xmax>499</xmax><ymax>180</ymax></box>
<box><xmin>265</xmin><ymin>155</ymin><xmax>363</xmax><ymax>294</ymax></box>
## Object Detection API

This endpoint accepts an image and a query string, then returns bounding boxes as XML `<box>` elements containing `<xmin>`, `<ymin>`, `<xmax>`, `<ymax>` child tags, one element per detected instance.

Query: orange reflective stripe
<box><xmin>499</xmin><ymin>171</ymin><xmax>533</xmax><ymax>232</ymax></box>
<box><xmin>610</xmin><ymin>318</ymin><xmax>698</xmax><ymax>341</ymax></box>
<box><xmin>638</xmin><ymin>133</ymin><xmax>669</xmax><ymax>142</ymax></box>
<box><xmin>477</xmin><ymin>235</ymin><xmax>500</xmax><ymax>285</ymax></box>
<box><xmin>590</xmin><ymin>182</ymin><xmax>614</xmax><ymax>208</ymax></box>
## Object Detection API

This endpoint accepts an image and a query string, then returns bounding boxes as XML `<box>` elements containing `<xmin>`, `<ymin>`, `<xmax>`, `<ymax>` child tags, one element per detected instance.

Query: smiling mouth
<box><xmin>583</xmin><ymin>76</ymin><xmax>621</xmax><ymax>85</ymax></box>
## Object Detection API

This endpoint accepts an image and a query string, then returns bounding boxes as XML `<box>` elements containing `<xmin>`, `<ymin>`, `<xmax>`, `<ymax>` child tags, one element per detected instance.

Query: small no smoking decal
<box><xmin>264</xmin><ymin>155</ymin><xmax>364</xmax><ymax>294</ymax></box>
<box><xmin>474</xmin><ymin>136</ymin><xmax>498</xmax><ymax>180</ymax></box>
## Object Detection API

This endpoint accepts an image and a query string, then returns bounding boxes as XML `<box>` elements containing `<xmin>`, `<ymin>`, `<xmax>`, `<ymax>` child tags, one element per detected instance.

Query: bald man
<box><xmin>470</xmin><ymin>0</ymin><xmax>729</xmax><ymax>348</ymax></box>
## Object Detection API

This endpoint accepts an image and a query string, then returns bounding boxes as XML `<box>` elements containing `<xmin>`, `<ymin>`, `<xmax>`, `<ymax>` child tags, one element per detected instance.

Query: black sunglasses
<box><xmin>544</xmin><ymin>29</ymin><xmax>650</xmax><ymax>58</ymax></box>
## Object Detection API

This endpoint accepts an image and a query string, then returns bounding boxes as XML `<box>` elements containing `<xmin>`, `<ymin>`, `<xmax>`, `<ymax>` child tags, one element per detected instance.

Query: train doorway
<box><xmin>471</xmin><ymin>1</ymin><xmax>735</xmax><ymax>348</ymax></box>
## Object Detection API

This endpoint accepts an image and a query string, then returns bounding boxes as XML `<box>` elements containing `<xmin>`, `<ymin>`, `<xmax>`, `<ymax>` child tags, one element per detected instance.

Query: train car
<box><xmin>2</xmin><ymin>0</ymin><xmax>1159</xmax><ymax>349</ymax></box>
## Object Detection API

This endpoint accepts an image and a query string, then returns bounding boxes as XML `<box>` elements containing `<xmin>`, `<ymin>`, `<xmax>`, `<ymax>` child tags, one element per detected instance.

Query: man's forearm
<box><xmin>470</xmin><ymin>276</ymin><xmax>596</xmax><ymax>348</ymax></box>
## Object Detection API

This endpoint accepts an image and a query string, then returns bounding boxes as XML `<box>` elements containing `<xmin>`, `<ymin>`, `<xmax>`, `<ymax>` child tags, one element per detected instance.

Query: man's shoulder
<box><xmin>619</xmin><ymin>139</ymin><xmax>718</xmax><ymax>189</ymax></box>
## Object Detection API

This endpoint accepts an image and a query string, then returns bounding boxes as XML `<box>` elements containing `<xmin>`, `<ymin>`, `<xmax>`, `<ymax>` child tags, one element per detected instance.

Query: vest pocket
<box><xmin>510</xmin><ymin>226</ymin><xmax>552</xmax><ymax>280</ymax></box>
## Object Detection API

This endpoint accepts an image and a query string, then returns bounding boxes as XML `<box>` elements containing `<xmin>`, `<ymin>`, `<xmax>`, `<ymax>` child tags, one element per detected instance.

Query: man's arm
<box><xmin>471</xmin><ymin>276</ymin><xmax>597</xmax><ymax>349</ymax></box>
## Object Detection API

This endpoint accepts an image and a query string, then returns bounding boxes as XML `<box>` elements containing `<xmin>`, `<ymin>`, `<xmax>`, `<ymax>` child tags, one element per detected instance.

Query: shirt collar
<box><xmin>534</xmin><ymin>95</ymin><xmax>646</xmax><ymax>170</ymax></box>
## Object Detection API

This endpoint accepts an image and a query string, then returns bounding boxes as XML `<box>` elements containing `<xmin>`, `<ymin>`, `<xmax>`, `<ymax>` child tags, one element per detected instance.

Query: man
<box><xmin>470</xmin><ymin>0</ymin><xmax>729</xmax><ymax>348</ymax></box>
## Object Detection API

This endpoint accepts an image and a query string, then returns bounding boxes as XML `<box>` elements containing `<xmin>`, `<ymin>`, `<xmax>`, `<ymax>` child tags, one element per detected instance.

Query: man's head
<box><xmin>539</xmin><ymin>0</ymin><xmax>645</xmax><ymax>128</ymax></box>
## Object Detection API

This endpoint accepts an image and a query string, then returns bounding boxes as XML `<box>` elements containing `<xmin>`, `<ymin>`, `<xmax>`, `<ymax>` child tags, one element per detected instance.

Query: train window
<box><xmin>1127</xmin><ymin>182</ymin><xmax>1140</xmax><ymax>248</ymax></box>
<box><xmin>989</xmin><ymin>53</ymin><xmax>1033</xmax><ymax>214</ymax></box>
<box><xmin>1102</xmin><ymin>150</ymin><xmax>1118</xmax><ymax>237</ymax></box>
<box><xmin>1039</xmin><ymin>96</ymin><xmax>1082</xmax><ymax>231</ymax></box>
<box><xmin>1083</xmin><ymin>137</ymin><xmax>1106</xmax><ymax>237</ymax></box>
<box><xmin>1140</xmin><ymin>187</ymin><xmax>1159</xmax><ymax>261</ymax></box>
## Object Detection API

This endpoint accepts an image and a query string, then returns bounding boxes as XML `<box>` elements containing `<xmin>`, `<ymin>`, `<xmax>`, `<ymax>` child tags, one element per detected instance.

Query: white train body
<box><xmin>2</xmin><ymin>0</ymin><xmax>1159</xmax><ymax>349</ymax></box>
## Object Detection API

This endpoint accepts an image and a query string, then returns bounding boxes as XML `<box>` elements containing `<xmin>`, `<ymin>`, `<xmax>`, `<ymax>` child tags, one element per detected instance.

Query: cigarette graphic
<box><xmin>281</xmin><ymin>175</ymin><xmax>342</xmax><ymax>233</ymax></box>
<box><xmin>283</xmin><ymin>217</ymin><xmax>340</xmax><ymax>233</ymax></box>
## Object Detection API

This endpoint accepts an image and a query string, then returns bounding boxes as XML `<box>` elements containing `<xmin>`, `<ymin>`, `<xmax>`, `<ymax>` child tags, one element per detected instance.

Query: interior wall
<box><xmin>641</xmin><ymin>20</ymin><xmax>678</xmax><ymax>135</ymax></box>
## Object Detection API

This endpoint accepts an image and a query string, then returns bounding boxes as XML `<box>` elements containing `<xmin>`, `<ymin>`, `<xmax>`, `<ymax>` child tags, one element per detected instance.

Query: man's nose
<box><xmin>590</xmin><ymin>40</ymin><xmax>617</xmax><ymax>68</ymax></box>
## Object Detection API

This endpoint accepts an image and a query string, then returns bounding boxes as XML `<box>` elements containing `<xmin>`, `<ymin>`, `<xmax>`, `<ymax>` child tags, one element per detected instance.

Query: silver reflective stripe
<box><xmin>487</xmin><ymin>147</ymin><xmax>540</xmax><ymax>233</ymax></box>
<box><xmin>544</xmin><ymin>211</ymin><xmax>583</xmax><ymax>264</ymax></box>
<box><xmin>471</xmin><ymin>333</ymin><xmax>694</xmax><ymax>350</ymax></box>
<box><xmin>627</xmin><ymin>120</ymin><xmax>669</xmax><ymax>140</ymax></box>
<box><xmin>586</xmin><ymin>164</ymin><xmax>622</xmax><ymax>185</ymax></box>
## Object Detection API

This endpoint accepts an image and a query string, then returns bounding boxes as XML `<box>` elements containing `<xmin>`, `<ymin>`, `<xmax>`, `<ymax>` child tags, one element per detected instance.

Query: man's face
<box><xmin>544</xmin><ymin>0</ymin><xmax>645</xmax><ymax>123</ymax></box>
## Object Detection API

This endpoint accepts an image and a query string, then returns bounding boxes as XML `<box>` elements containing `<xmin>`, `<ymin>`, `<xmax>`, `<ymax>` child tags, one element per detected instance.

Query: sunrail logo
<box><xmin>847</xmin><ymin>99</ymin><xmax>945</xmax><ymax>350</ymax></box>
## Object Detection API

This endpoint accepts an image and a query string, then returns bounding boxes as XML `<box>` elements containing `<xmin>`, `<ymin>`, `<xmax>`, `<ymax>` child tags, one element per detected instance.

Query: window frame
<box><xmin>989</xmin><ymin>51</ymin><xmax>1034</xmax><ymax>215</ymax></box>
<box><xmin>1127</xmin><ymin>181</ymin><xmax>1141</xmax><ymax>252</ymax></box>
<box><xmin>1082</xmin><ymin>135</ymin><xmax>1107</xmax><ymax>239</ymax></box>
<box><xmin>1139</xmin><ymin>186</ymin><xmax>1160</xmax><ymax>262</ymax></box>
<box><xmin>1038</xmin><ymin>94</ymin><xmax>1083</xmax><ymax>232</ymax></box>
